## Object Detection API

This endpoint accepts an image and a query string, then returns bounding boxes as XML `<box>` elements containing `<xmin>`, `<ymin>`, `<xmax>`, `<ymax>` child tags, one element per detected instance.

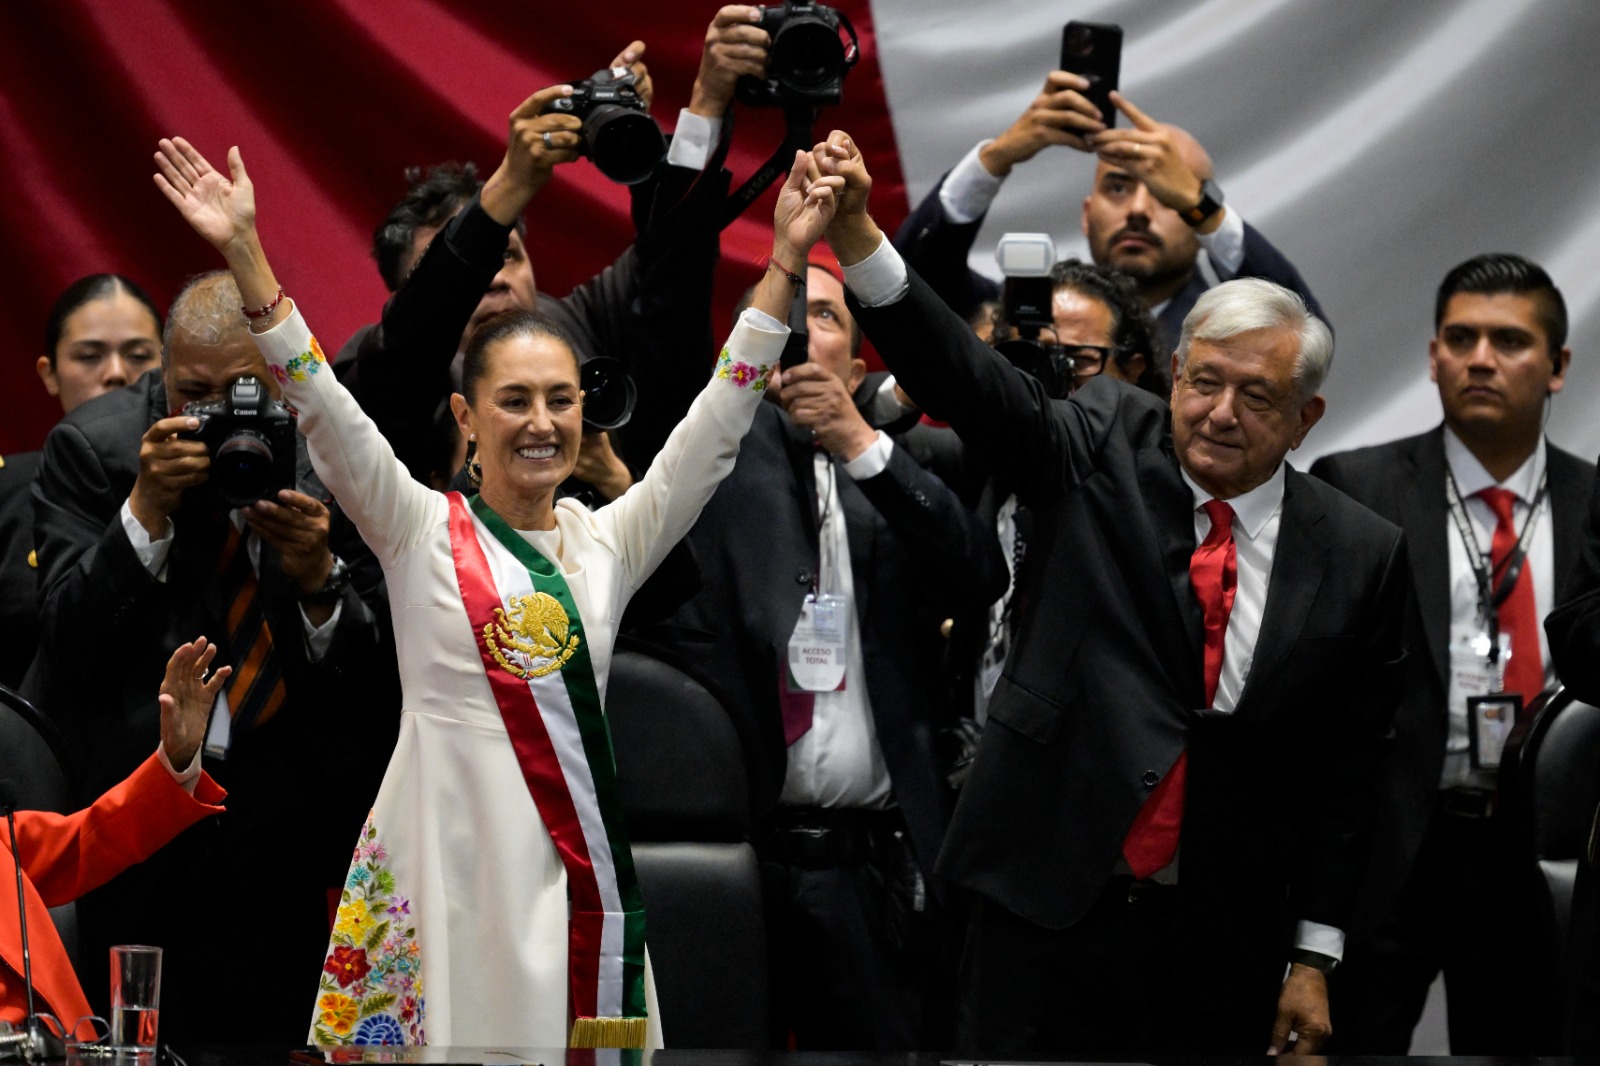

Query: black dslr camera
<box><xmin>579</xmin><ymin>356</ymin><xmax>636</xmax><ymax>432</ymax></box>
<box><xmin>180</xmin><ymin>375</ymin><xmax>298</xmax><ymax>508</ymax></box>
<box><xmin>737</xmin><ymin>0</ymin><xmax>859</xmax><ymax>108</ymax></box>
<box><xmin>543</xmin><ymin>68</ymin><xmax>666</xmax><ymax>185</ymax></box>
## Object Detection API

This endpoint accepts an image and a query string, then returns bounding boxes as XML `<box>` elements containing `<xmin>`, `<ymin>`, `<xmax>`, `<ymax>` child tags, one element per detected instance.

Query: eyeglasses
<box><xmin>1058</xmin><ymin>344</ymin><xmax>1114</xmax><ymax>380</ymax></box>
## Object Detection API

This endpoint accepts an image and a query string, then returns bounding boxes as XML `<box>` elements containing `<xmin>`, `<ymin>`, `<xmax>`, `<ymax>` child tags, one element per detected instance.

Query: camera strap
<box><xmin>720</xmin><ymin>106</ymin><xmax>821</xmax><ymax>229</ymax></box>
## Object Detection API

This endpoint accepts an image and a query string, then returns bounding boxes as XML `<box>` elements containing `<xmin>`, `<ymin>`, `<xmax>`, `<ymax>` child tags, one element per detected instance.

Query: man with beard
<box><xmin>895</xmin><ymin>75</ymin><xmax>1324</xmax><ymax>354</ymax></box>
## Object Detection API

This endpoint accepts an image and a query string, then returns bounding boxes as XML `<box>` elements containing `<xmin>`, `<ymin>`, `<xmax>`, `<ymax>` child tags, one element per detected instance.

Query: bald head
<box><xmin>161</xmin><ymin>271</ymin><xmax>280</xmax><ymax>411</ymax></box>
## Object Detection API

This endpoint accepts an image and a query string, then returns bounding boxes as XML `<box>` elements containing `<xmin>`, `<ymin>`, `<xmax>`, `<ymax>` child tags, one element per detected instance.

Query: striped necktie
<box><xmin>216</xmin><ymin>522</ymin><xmax>287</xmax><ymax>733</ymax></box>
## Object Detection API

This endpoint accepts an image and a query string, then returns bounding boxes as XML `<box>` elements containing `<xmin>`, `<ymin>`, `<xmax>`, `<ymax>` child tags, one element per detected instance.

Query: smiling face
<box><xmin>1170</xmin><ymin>327</ymin><xmax>1325</xmax><ymax>500</ymax></box>
<box><xmin>453</xmin><ymin>332</ymin><xmax>582</xmax><ymax>526</ymax></box>
<box><xmin>38</xmin><ymin>290</ymin><xmax>162</xmax><ymax>414</ymax></box>
<box><xmin>1430</xmin><ymin>291</ymin><xmax>1568</xmax><ymax>449</ymax></box>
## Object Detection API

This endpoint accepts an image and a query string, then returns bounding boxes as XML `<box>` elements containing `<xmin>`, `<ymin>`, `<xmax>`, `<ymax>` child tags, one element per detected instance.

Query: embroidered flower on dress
<box><xmin>714</xmin><ymin>347</ymin><xmax>772</xmax><ymax>391</ymax></box>
<box><xmin>353</xmin><ymin>1014</ymin><xmax>407</xmax><ymax>1045</ymax></box>
<box><xmin>269</xmin><ymin>364</ymin><xmax>290</xmax><ymax>388</ymax></box>
<box><xmin>318</xmin><ymin>993</ymin><xmax>360</xmax><ymax>1036</ymax></box>
<box><xmin>312</xmin><ymin>812</ymin><xmax>426</xmax><ymax>1047</ymax></box>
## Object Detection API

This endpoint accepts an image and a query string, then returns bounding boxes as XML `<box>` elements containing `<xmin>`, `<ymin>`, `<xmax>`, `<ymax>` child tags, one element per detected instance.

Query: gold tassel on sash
<box><xmin>569</xmin><ymin>1016</ymin><xmax>648</xmax><ymax>1049</ymax></box>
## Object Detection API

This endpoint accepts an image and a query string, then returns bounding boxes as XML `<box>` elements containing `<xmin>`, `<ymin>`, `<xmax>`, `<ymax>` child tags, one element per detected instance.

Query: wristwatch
<box><xmin>1288</xmin><ymin>948</ymin><xmax>1339</xmax><ymax>975</ymax></box>
<box><xmin>299</xmin><ymin>555</ymin><xmax>350</xmax><ymax>603</ymax></box>
<box><xmin>1179</xmin><ymin>178</ymin><xmax>1226</xmax><ymax>228</ymax></box>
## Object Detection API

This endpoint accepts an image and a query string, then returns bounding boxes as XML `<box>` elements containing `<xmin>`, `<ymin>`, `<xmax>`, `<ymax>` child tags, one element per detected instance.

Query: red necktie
<box><xmin>1123</xmin><ymin>499</ymin><xmax>1237</xmax><ymax>879</ymax></box>
<box><xmin>1476</xmin><ymin>487</ymin><xmax>1545</xmax><ymax>707</ymax></box>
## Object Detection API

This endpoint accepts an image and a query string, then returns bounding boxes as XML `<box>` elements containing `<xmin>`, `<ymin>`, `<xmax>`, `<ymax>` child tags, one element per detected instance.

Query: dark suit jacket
<box><xmin>1313</xmin><ymin>428</ymin><xmax>1594</xmax><ymax>928</ymax></box>
<box><xmin>851</xmin><ymin>269</ymin><xmax>1409</xmax><ymax>1009</ymax></box>
<box><xmin>25</xmin><ymin>370</ymin><xmax>398</xmax><ymax>1041</ymax></box>
<box><xmin>893</xmin><ymin>169</ymin><xmax>1329</xmax><ymax>353</ymax></box>
<box><xmin>1548</xmin><ymin>455</ymin><xmax>1600</xmax><ymax>706</ymax></box>
<box><xmin>663</xmin><ymin>403</ymin><xmax>1006</xmax><ymax>879</ymax></box>
<box><xmin>0</xmin><ymin>450</ymin><xmax>41</xmax><ymax>690</ymax></box>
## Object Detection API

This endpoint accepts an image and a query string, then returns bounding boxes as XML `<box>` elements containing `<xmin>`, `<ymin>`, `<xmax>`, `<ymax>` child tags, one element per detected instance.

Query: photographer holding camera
<box><xmin>341</xmin><ymin>20</ymin><xmax>760</xmax><ymax>505</ymax></box>
<box><xmin>896</xmin><ymin>71</ymin><xmax>1324</xmax><ymax>356</ymax></box>
<box><xmin>26</xmin><ymin>270</ymin><xmax>397</xmax><ymax>1044</ymax></box>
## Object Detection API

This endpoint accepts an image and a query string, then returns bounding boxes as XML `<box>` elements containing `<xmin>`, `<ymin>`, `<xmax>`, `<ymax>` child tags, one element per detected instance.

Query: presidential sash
<box><xmin>447</xmin><ymin>492</ymin><xmax>647</xmax><ymax>1049</ymax></box>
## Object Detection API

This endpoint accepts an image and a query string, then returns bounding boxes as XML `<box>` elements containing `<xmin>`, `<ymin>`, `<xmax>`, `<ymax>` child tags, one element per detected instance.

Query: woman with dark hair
<box><xmin>153</xmin><ymin>132</ymin><xmax>839</xmax><ymax>1050</ymax></box>
<box><xmin>36</xmin><ymin>274</ymin><xmax>163</xmax><ymax>414</ymax></box>
<box><xmin>2</xmin><ymin>275</ymin><xmax>165</xmax><ymax>690</ymax></box>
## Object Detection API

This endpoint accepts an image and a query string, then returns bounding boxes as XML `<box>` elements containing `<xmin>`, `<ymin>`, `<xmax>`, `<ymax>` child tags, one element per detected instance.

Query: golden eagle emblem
<box><xmin>484</xmin><ymin>591</ymin><xmax>580</xmax><ymax>679</ymax></box>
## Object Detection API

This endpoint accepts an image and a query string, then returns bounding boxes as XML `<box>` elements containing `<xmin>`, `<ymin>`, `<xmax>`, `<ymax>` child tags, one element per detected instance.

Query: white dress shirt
<box><xmin>1441</xmin><ymin>428</ymin><xmax>1555</xmax><ymax>789</ymax></box>
<box><xmin>779</xmin><ymin>432</ymin><xmax>897</xmax><ymax>809</ymax></box>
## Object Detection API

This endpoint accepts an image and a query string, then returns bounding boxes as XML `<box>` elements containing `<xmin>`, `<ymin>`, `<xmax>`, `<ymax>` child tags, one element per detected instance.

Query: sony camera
<box><xmin>993</xmin><ymin>233</ymin><xmax>1078</xmax><ymax>400</ymax></box>
<box><xmin>737</xmin><ymin>0</ymin><xmax>859</xmax><ymax>108</ymax></box>
<box><xmin>579</xmin><ymin>356</ymin><xmax>636</xmax><ymax>432</ymax></box>
<box><xmin>543</xmin><ymin>67</ymin><xmax>666</xmax><ymax>185</ymax></box>
<box><xmin>180</xmin><ymin>375</ymin><xmax>298</xmax><ymax>508</ymax></box>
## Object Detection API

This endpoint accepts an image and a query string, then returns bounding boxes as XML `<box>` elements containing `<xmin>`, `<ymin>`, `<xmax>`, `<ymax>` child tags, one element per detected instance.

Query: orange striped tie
<box><xmin>217</xmin><ymin>522</ymin><xmax>286</xmax><ymax>732</ymax></box>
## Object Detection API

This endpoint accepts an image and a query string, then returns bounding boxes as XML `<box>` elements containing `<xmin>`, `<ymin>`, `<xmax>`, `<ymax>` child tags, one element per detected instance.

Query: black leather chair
<box><xmin>1502</xmin><ymin>686</ymin><xmax>1600</xmax><ymax>1046</ymax></box>
<box><xmin>605</xmin><ymin>637</ymin><xmax>767</xmax><ymax>1049</ymax></box>
<box><xmin>0</xmin><ymin>683</ymin><xmax>81</xmax><ymax>972</ymax></box>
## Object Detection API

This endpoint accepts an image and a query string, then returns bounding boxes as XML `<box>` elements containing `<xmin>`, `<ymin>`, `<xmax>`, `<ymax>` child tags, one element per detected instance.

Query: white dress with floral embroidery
<box><xmin>249</xmin><ymin>306</ymin><xmax>783</xmax><ymax>1048</ymax></box>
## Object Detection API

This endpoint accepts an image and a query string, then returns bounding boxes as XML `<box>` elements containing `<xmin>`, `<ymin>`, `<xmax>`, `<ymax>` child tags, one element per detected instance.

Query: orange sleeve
<box><xmin>4</xmin><ymin>752</ymin><xmax>227</xmax><ymax>908</ymax></box>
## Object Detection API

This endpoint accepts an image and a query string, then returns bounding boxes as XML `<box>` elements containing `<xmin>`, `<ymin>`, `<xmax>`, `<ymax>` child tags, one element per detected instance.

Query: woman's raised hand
<box><xmin>772</xmin><ymin>149</ymin><xmax>843</xmax><ymax>267</ymax></box>
<box><xmin>153</xmin><ymin>137</ymin><xmax>256</xmax><ymax>253</ymax></box>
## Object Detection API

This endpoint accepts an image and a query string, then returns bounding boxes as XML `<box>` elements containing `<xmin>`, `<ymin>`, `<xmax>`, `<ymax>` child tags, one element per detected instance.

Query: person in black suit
<box><xmin>814</xmin><ymin>130</ymin><xmax>1410</xmax><ymax>1057</ymax></box>
<box><xmin>1</xmin><ymin>275</ymin><xmax>164</xmax><ymax>691</ymax></box>
<box><xmin>27</xmin><ymin>271</ymin><xmax>397</xmax><ymax>1044</ymax></box>
<box><xmin>664</xmin><ymin>262</ymin><xmax>1005</xmax><ymax>1050</ymax></box>
<box><xmin>895</xmin><ymin>74</ymin><xmax>1324</xmax><ymax>355</ymax></box>
<box><xmin>1312</xmin><ymin>253</ymin><xmax>1587</xmax><ymax>1053</ymax></box>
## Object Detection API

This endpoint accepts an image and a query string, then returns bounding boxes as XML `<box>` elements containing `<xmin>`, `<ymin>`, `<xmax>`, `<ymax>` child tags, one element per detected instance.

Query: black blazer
<box><xmin>0</xmin><ymin>450</ymin><xmax>41</xmax><ymax>691</ymax></box>
<box><xmin>893</xmin><ymin>169</ymin><xmax>1330</xmax><ymax>353</ymax></box>
<box><xmin>663</xmin><ymin>402</ymin><xmax>1006</xmax><ymax>879</ymax></box>
<box><xmin>850</xmin><ymin>270</ymin><xmax>1409</xmax><ymax>994</ymax></box>
<box><xmin>1311</xmin><ymin>427</ymin><xmax>1594</xmax><ymax>927</ymax></box>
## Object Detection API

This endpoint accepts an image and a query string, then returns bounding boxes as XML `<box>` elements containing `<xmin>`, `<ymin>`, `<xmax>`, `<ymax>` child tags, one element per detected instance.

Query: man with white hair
<box><xmin>814</xmin><ymin>129</ymin><xmax>1412</xmax><ymax>1058</ymax></box>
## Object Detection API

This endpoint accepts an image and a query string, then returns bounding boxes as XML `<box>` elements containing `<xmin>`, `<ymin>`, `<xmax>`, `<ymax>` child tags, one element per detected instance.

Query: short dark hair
<box><xmin>461</xmin><ymin>309</ymin><xmax>579</xmax><ymax>405</ymax></box>
<box><xmin>44</xmin><ymin>274</ymin><xmax>163</xmax><ymax>366</ymax></box>
<box><xmin>1435</xmin><ymin>253</ymin><xmax>1567</xmax><ymax>363</ymax></box>
<box><xmin>994</xmin><ymin>260</ymin><xmax>1166</xmax><ymax>395</ymax></box>
<box><xmin>372</xmin><ymin>162</ymin><xmax>527</xmax><ymax>292</ymax></box>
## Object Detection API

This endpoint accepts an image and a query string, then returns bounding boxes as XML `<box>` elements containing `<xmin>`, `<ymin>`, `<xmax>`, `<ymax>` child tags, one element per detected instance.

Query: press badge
<box><xmin>787</xmin><ymin>592</ymin><xmax>850</xmax><ymax>693</ymax></box>
<box><xmin>1449</xmin><ymin>629</ymin><xmax>1516</xmax><ymax>770</ymax></box>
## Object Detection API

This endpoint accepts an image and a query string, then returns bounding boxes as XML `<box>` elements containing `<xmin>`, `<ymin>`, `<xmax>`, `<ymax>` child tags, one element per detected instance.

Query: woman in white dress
<box><xmin>152</xmin><ymin>132</ymin><xmax>842</xmax><ymax>1050</ymax></box>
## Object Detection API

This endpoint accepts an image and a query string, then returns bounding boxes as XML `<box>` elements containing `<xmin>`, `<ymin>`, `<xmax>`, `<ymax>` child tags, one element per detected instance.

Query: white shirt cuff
<box><xmin>120</xmin><ymin>498</ymin><xmax>174</xmax><ymax>581</ymax></box>
<box><xmin>301</xmin><ymin>599</ymin><xmax>343</xmax><ymax>661</ymax></box>
<box><xmin>667</xmin><ymin>109</ymin><xmax>718</xmax><ymax>171</ymax></box>
<box><xmin>842</xmin><ymin>431</ymin><xmax>893</xmax><ymax>479</ymax></box>
<box><xmin>1196</xmin><ymin>206</ymin><xmax>1246</xmax><ymax>278</ymax></box>
<box><xmin>938</xmin><ymin>140</ymin><xmax>1006</xmax><ymax>225</ymax></box>
<box><xmin>867</xmin><ymin>375</ymin><xmax>914</xmax><ymax>424</ymax></box>
<box><xmin>1294</xmin><ymin>919</ymin><xmax>1345</xmax><ymax>962</ymax></box>
<box><xmin>742</xmin><ymin>306</ymin><xmax>787</xmax><ymax>334</ymax></box>
<box><xmin>841</xmin><ymin>236</ymin><xmax>909</xmax><ymax>308</ymax></box>
<box><xmin>156</xmin><ymin>742</ymin><xmax>203</xmax><ymax>796</ymax></box>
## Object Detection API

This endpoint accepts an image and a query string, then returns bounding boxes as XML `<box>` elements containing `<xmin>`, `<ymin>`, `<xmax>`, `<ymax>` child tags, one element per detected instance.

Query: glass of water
<box><xmin>109</xmin><ymin>945</ymin><xmax>162</xmax><ymax>1054</ymax></box>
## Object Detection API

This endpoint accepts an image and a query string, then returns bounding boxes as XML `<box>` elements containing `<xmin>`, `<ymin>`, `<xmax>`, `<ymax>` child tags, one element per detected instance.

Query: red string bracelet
<box><xmin>765</xmin><ymin>257</ymin><xmax>804</xmax><ymax>287</ymax></box>
<box><xmin>242</xmin><ymin>286</ymin><xmax>286</xmax><ymax>321</ymax></box>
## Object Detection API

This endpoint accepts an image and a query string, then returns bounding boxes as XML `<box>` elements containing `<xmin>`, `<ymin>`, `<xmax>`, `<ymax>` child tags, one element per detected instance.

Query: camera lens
<box><xmin>213</xmin><ymin>430</ymin><xmax>277</xmax><ymax>507</ymax></box>
<box><xmin>579</xmin><ymin>356</ymin><xmax>637</xmax><ymax>432</ymax></box>
<box><xmin>772</xmin><ymin>18</ymin><xmax>845</xmax><ymax>94</ymax></box>
<box><xmin>585</xmin><ymin>106</ymin><xmax>666</xmax><ymax>185</ymax></box>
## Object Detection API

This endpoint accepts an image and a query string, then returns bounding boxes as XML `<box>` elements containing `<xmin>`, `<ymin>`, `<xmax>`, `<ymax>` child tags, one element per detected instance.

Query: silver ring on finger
<box><xmin>542</xmin><ymin>131</ymin><xmax>555</xmax><ymax>151</ymax></box>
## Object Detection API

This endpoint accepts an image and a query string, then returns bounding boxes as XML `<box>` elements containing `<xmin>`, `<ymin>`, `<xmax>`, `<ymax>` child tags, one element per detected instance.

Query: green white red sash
<box><xmin>447</xmin><ymin>492</ymin><xmax>647</xmax><ymax>1048</ymax></box>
